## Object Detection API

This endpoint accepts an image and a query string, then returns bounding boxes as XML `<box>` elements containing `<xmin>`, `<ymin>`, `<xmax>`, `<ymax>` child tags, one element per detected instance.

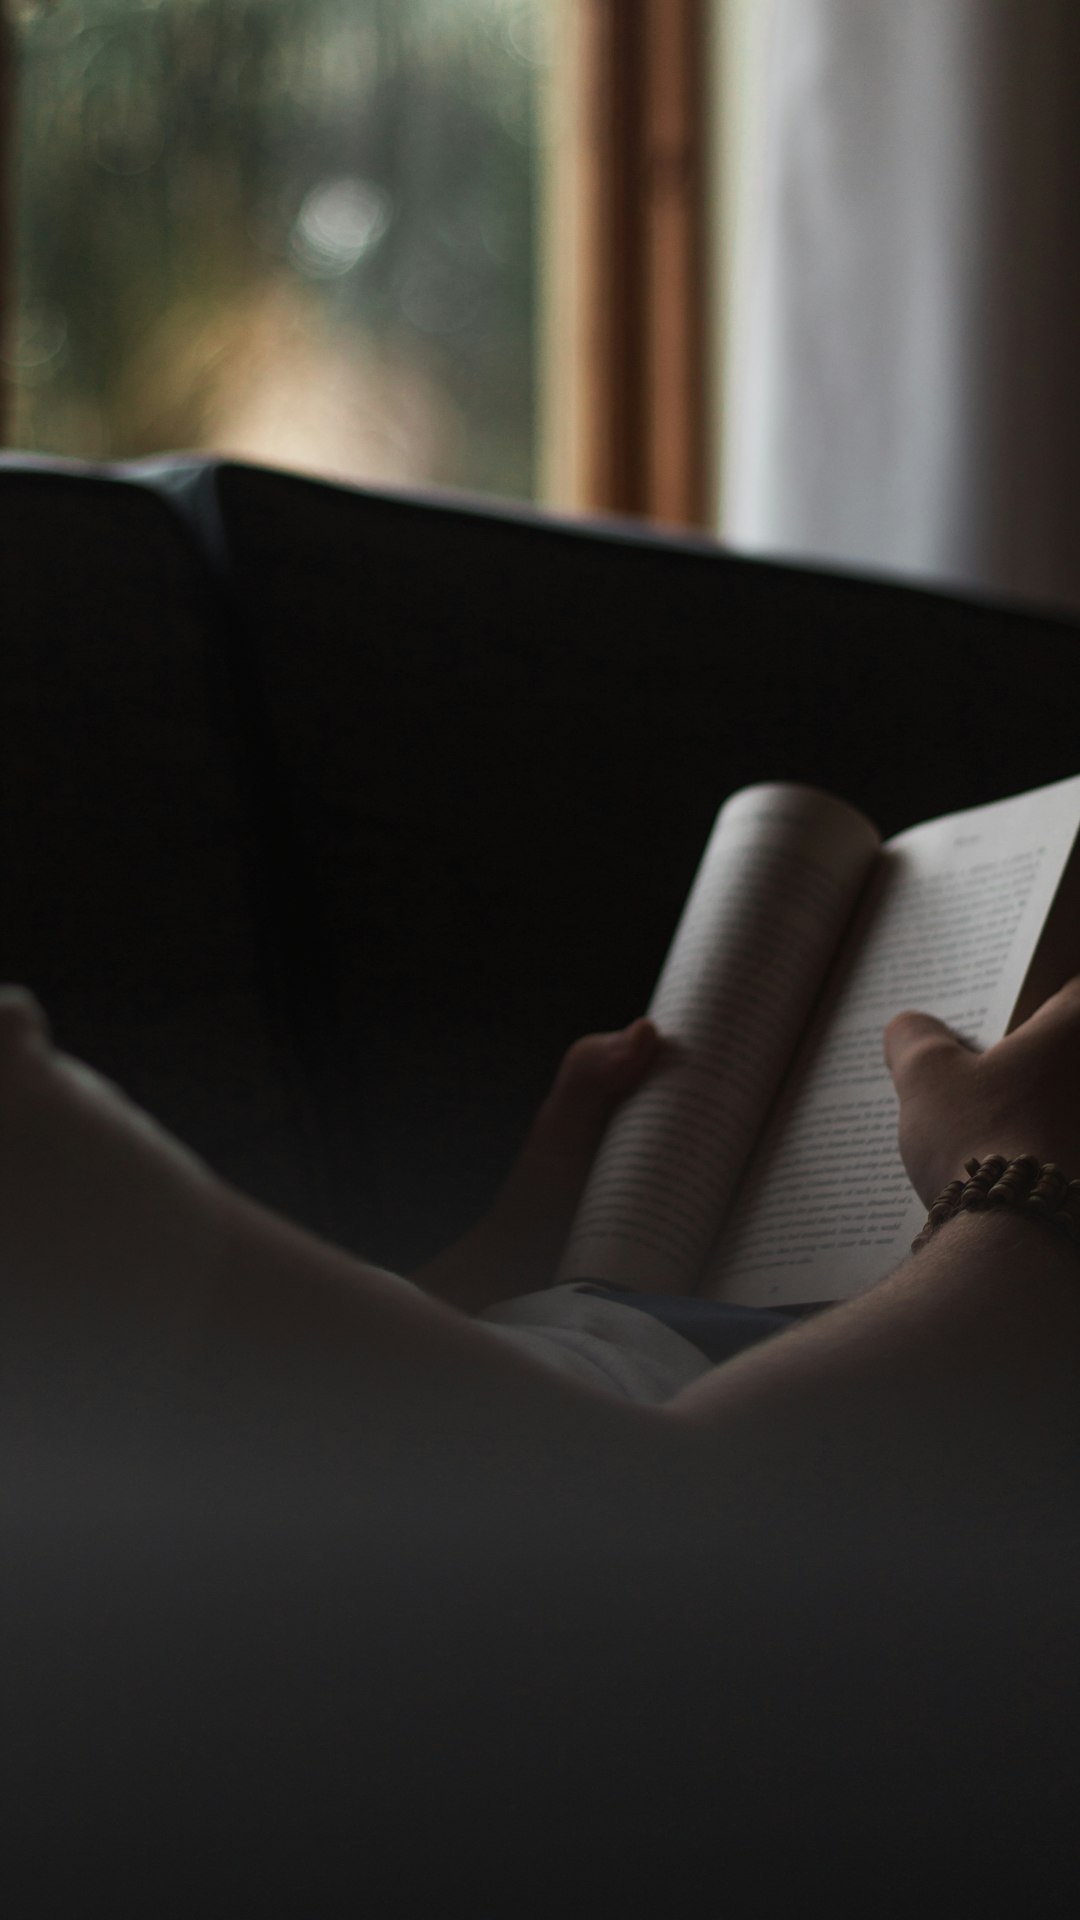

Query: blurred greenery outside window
<box><xmin>7</xmin><ymin>0</ymin><xmax>548</xmax><ymax>501</ymax></box>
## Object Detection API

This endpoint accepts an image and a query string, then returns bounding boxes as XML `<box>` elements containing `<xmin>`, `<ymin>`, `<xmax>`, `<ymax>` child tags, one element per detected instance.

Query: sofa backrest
<box><xmin>0</xmin><ymin>461</ymin><xmax>331</xmax><ymax>1233</ymax></box>
<box><xmin>7</xmin><ymin>452</ymin><xmax>1080</xmax><ymax>1271</ymax></box>
<box><xmin>196</xmin><ymin>459</ymin><xmax>1080</xmax><ymax>1267</ymax></box>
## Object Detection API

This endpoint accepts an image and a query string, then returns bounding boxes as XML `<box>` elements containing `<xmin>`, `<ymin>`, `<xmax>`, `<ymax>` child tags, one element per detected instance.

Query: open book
<box><xmin>556</xmin><ymin>774</ymin><xmax>1080</xmax><ymax>1307</ymax></box>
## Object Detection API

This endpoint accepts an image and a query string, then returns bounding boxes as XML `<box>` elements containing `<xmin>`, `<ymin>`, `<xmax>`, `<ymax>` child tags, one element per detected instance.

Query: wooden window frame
<box><xmin>543</xmin><ymin>0</ymin><xmax>710</xmax><ymax>528</ymax></box>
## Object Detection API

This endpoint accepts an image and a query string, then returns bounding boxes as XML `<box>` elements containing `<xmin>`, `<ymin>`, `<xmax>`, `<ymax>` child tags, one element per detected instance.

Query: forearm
<box><xmin>669</xmin><ymin>1210</ymin><xmax>1080</xmax><ymax>1509</ymax></box>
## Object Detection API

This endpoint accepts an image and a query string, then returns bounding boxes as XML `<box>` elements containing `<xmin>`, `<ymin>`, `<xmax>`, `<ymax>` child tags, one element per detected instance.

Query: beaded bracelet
<box><xmin>911</xmin><ymin>1155</ymin><xmax>1080</xmax><ymax>1253</ymax></box>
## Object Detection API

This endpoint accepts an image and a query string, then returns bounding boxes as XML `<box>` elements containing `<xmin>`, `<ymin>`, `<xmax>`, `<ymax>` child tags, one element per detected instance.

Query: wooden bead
<box><xmin>988</xmin><ymin>1159</ymin><xmax>1039</xmax><ymax>1205</ymax></box>
<box><xmin>1029</xmin><ymin>1168</ymin><xmax>1068</xmax><ymax>1213</ymax></box>
<box><xmin>963</xmin><ymin>1170</ymin><xmax>997</xmax><ymax>1194</ymax></box>
<box><xmin>914</xmin><ymin>1151</ymin><xmax>1080</xmax><ymax>1261</ymax></box>
<box><xmin>978</xmin><ymin>1155</ymin><xmax>1008</xmax><ymax>1178</ymax></box>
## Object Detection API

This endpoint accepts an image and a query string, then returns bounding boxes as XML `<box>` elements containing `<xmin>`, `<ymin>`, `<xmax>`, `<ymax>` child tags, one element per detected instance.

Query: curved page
<box><xmin>556</xmin><ymin>784</ymin><xmax>880</xmax><ymax>1293</ymax></box>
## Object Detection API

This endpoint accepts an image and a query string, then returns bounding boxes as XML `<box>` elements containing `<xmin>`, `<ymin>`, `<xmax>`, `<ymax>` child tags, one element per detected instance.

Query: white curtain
<box><xmin>720</xmin><ymin>0</ymin><xmax>1080</xmax><ymax>613</ymax></box>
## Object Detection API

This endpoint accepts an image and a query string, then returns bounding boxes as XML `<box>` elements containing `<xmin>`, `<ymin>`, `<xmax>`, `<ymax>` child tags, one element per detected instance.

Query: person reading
<box><xmin>6</xmin><ymin>964</ymin><xmax>1080</xmax><ymax>1901</ymax></box>
<box><xmin>5</xmin><ymin>962</ymin><xmax>1080</xmax><ymax>1460</ymax></box>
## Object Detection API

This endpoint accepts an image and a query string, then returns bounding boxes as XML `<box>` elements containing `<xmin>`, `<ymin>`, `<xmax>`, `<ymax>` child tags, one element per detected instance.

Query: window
<box><xmin>4</xmin><ymin>0</ymin><xmax>547</xmax><ymax>500</ymax></box>
<box><xmin>1</xmin><ymin>0</ymin><xmax>710</xmax><ymax>523</ymax></box>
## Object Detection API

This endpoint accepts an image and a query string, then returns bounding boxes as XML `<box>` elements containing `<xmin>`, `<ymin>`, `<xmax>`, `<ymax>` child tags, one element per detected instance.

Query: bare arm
<box><xmin>666</xmin><ymin>977</ymin><xmax>1080</xmax><ymax>1519</ymax></box>
<box><xmin>668</xmin><ymin>1207</ymin><xmax>1080</xmax><ymax>1511</ymax></box>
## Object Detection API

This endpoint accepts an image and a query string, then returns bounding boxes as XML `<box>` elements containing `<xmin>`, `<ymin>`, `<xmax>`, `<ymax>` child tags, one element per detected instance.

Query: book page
<box><xmin>556</xmin><ymin>785</ymin><xmax>880</xmax><ymax>1292</ymax></box>
<box><xmin>700</xmin><ymin>773</ymin><xmax>1080</xmax><ymax>1307</ymax></box>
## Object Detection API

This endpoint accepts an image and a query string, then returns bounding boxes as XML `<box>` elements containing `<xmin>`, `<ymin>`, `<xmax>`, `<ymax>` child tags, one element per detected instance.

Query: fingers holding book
<box><xmin>411</xmin><ymin>1017</ymin><xmax>664</xmax><ymax>1311</ymax></box>
<box><xmin>884</xmin><ymin>974</ymin><xmax>1080</xmax><ymax>1208</ymax></box>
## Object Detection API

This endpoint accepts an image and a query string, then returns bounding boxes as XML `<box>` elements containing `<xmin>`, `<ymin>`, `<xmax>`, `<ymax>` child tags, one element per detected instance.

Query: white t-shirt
<box><xmin>476</xmin><ymin>1284</ymin><xmax>716</xmax><ymax>1405</ymax></box>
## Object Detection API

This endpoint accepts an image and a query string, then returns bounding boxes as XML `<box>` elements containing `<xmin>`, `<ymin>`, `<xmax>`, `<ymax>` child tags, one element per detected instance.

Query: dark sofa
<box><xmin>3</xmin><ymin>452</ymin><xmax>1077</xmax><ymax>1272</ymax></box>
<box><xmin>5</xmin><ymin>452</ymin><xmax>1080</xmax><ymax>1905</ymax></box>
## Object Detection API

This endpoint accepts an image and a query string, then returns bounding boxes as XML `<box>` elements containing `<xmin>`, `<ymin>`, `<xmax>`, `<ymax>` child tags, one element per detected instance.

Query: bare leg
<box><xmin>9</xmin><ymin>979</ymin><xmax>1080</xmax><ymax>1510</ymax></box>
<box><xmin>0</xmin><ymin>989</ymin><xmax>673</xmax><ymax>1463</ymax></box>
<box><xmin>4</xmin><ymin>990</ymin><xmax>1077</xmax><ymax>1901</ymax></box>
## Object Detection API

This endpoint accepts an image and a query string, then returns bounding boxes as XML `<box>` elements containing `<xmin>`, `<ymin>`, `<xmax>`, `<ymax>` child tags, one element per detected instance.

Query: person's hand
<box><xmin>410</xmin><ymin>1018</ymin><xmax>661</xmax><ymax>1313</ymax></box>
<box><xmin>883</xmin><ymin>975</ymin><xmax>1080</xmax><ymax>1208</ymax></box>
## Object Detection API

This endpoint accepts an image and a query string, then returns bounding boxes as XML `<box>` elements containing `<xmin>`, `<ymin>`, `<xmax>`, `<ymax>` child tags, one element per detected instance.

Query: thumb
<box><xmin>477</xmin><ymin>1018</ymin><xmax>661</xmax><ymax>1292</ymax></box>
<box><xmin>525</xmin><ymin>1017</ymin><xmax>660</xmax><ymax>1181</ymax></box>
<box><xmin>882</xmin><ymin>1009</ymin><xmax>973</xmax><ymax>1093</ymax></box>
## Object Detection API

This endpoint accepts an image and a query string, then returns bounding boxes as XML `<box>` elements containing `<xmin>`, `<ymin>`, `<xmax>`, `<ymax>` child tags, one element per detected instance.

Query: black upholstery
<box><xmin>4</xmin><ymin>452</ymin><xmax>1079</xmax><ymax>1904</ymax></box>
<box><xmin>4</xmin><ymin>453</ymin><xmax>1078</xmax><ymax>1267</ymax></box>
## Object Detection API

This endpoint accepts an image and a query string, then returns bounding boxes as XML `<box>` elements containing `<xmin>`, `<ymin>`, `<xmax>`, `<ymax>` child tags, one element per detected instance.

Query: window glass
<box><xmin>7</xmin><ymin>0</ymin><xmax>547</xmax><ymax>499</ymax></box>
